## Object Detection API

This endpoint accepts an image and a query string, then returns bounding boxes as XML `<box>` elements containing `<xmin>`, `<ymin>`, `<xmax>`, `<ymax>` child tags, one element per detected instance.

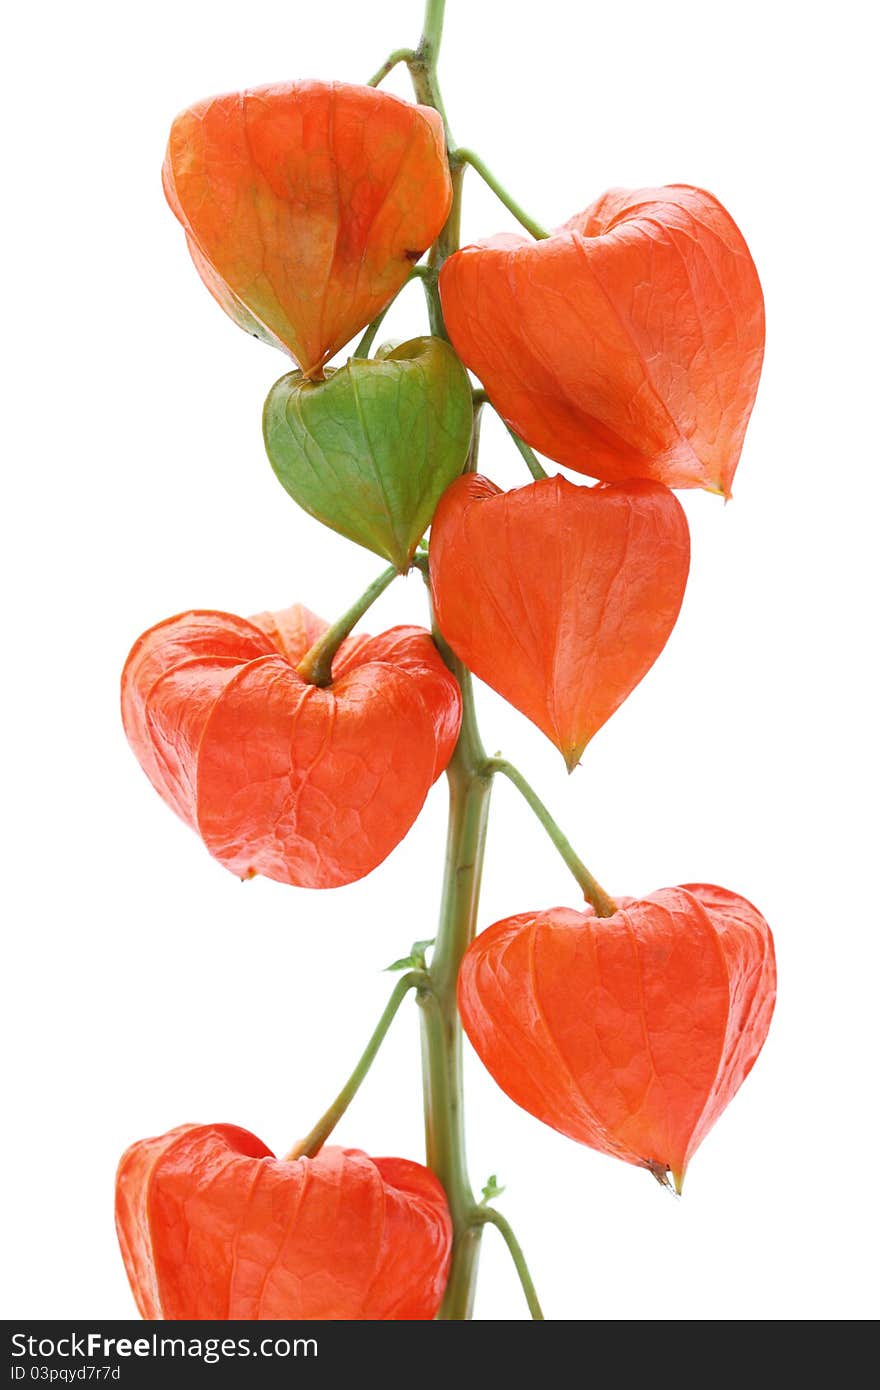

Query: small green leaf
<box><xmin>384</xmin><ymin>955</ymin><xmax>419</xmax><ymax>973</ymax></box>
<box><xmin>481</xmin><ymin>1174</ymin><xmax>505</xmax><ymax>1204</ymax></box>
<box><xmin>384</xmin><ymin>937</ymin><xmax>435</xmax><ymax>973</ymax></box>
<box><xmin>263</xmin><ymin>336</ymin><xmax>473</xmax><ymax>571</ymax></box>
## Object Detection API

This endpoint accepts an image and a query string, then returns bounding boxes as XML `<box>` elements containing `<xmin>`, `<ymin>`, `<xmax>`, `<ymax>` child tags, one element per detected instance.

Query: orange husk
<box><xmin>121</xmin><ymin>605</ymin><xmax>461</xmax><ymax>887</ymax></box>
<box><xmin>116</xmin><ymin>1124</ymin><xmax>452</xmax><ymax>1319</ymax></box>
<box><xmin>458</xmin><ymin>885</ymin><xmax>776</xmax><ymax>1191</ymax></box>
<box><xmin>439</xmin><ymin>185</ymin><xmax>764</xmax><ymax>496</ymax></box>
<box><xmin>429</xmin><ymin>474</ymin><xmax>689</xmax><ymax>769</ymax></box>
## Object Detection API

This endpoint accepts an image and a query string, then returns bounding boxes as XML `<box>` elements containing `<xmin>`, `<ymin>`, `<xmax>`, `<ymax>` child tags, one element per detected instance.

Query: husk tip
<box><xmin>562</xmin><ymin>745</ymin><xmax>584</xmax><ymax>775</ymax></box>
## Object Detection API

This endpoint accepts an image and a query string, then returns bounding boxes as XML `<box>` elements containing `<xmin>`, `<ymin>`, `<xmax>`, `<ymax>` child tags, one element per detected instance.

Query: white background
<box><xmin>3</xmin><ymin>0</ymin><xmax>878</xmax><ymax>1322</ymax></box>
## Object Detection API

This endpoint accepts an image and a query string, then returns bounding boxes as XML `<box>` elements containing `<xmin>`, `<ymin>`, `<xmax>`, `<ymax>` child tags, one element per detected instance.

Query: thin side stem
<box><xmin>297</xmin><ymin>564</ymin><xmax>399</xmax><ymax>687</ymax></box>
<box><xmin>287</xmin><ymin>971</ymin><xmax>427</xmax><ymax>1160</ymax></box>
<box><xmin>468</xmin><ymin>394</ymin><xmax>548</xmax><ymax>480</ymax></box>
<box><xmin>366</xmin><ymin>47</ymin><xmax>416</xmax><ymax>87</ymax></box>
<box><xmin>483</xmin><ymin>757</ymin><xmax>616</xmax><ymax>916</ymax></box>
<box><xmin>505</xmin><ymin>424</ymin><xmax>549</xmax><ymax>481</ymax></box>
<box><xmin>419</xmin><ymin>267</ymin><xmax>445</xmax><ymax>338</ymax></box>
<box><xmin>353</xmin><ymin>266</ymin><xmax>435</xmax><ymax>358</ymax></box>
<box><xmin>467</xmin><ymin>398</ymin><xmax>486</xmax><ymax>474</ymax></box>
<box><xmin>455</xmin><ymin>147</ymin><xmax>549</xmax><ymax>239</ymax></box>
<box><xmin>353</xmin><ymin>306</ymin><xmax>392</xmax><ymax>360</ymax></box>
<box><xmin>473</xmin><ymin>396</ymin><xmax>547</xmax><ymax>480</ymax></box>
<box><xmin>473</xmin><ymin>1208</ymin><xmax>545</xmax><ymax>1320</ymax></box>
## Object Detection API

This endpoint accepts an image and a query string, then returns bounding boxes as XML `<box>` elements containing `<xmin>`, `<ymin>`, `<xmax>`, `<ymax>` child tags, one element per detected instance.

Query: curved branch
<box><xmin>367</xmin><ymin>47</ymin><xmax>416</xmax><ymax>88</ymax></box>
<box><xmin>483</xmin><ymin>757</ymin><xmax>616</xmax><ymax>916</ymax></box>
<box><xmin>473</xmin><ymin>1207</ymin><xmax>544</xmax><ymax>1319</ymax></box>
<box><xmin>455</xmin><ymin>147</ymin><xmax>549</xmax><ymax>239</ymax></box>
<box><xmin>287</xmin><ymin>970</ymin><xmax>428</xmax><ymax>1160</ymax></box>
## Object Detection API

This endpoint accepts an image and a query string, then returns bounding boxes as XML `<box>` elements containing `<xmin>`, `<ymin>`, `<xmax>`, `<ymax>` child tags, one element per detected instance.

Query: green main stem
<box><xmin>410</xmin><ymin>0</ymin><xmax>489</xmax><ymax>1320</ymax></box>
<box><xmin>419</xmin><ymin>654</ymin><xmax>491</xmax><ymax>1318</ymax></box>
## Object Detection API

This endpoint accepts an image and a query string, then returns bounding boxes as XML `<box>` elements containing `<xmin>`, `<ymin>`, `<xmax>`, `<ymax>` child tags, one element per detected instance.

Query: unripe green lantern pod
<box><xmin>263</xmin><ymin>336</ymin><xmax>473</xmax><ymax>571</ymax></box>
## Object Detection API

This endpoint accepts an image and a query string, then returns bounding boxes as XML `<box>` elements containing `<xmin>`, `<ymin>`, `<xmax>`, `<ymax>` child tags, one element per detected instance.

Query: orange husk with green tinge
<box><xmin>163</xmin><ymin>81</ymin><xmax>453</xmax><ymax>376</ymax></box>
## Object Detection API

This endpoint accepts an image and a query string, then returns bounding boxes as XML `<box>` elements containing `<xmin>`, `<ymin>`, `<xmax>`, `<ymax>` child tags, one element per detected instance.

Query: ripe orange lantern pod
<box><xmin>115</xmin><ymin>1124</ymin><xmax>452</xmax><ymax>1320</ymax></box>
<box><xmin>439</xmin><ymin>185</ymin><xmax>765</xmax><ymax>496</ymax></box>
<box><xmin>163</xmin><ymin>81</ymin><xmax>453</xmax><ymax>376</ymax></box>
<box><xmin>429</xmin><ymin>473</ymin><xmax>690</xmax><ymax>770</ymax></box>
<box><xmin>121</xmin><ymin>603</ymin><xmax>461</xmax><ymax>887</ymax></box>
<box><xmin>458</xmin><ymin>886</ymin><xmax>777</xmax><ymax>1192</ymax></box>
